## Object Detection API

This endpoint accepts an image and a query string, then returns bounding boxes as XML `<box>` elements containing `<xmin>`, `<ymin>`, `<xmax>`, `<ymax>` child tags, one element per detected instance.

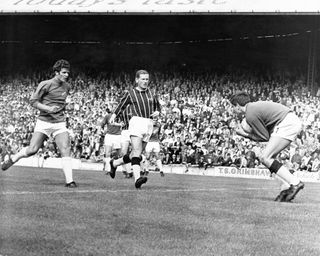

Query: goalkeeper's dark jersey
<box><xmin>245</xmin><ymin>101</ymin><xmax>291</xmax><ymax>142</ymax></box>
<box><xmin>118</xmin><ymin>105</ymin><xmax>132</xmax><ymax>131</ymax></box>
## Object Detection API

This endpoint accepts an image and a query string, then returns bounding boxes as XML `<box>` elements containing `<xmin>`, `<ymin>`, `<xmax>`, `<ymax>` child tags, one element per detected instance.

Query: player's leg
<box><xmin>110</xmin><ymin>117</ymin><xmax>140</xmax><ymax>177</ymax></box>
<box><xmin>110</xmin><ymin>116</ymin><xmax>149</xmax><ymax>186</ymax></box>
<box><xmin>260</xmin><ymin>136</ymin><xmax>302</xmax><ymax>201</ymax></box>
<box><xmin>121</xmin><ymin>140</ymin><xmax>132</xmax><ymax>178</ymax></box>
<box><xmin>155</xmin><ymin>152</ymin><xmax>164</xmax><ymax>177</ymax></box>
<box><xmin>111</xmin><ymin>142</ymin><xmax>128</xmax><ymax>168</ymax></box>
<box><xmin>130</xmin><ymin>136</ymin><xmax>143</xmax><ymax>180</ymax></box>
<box><xmin>144</xmin><ymin>143</ymin><xmax>152</xmax><ymax>175</ymax></box>
<box><xmin>130</xmin><ymin>136</ymin><xmax>148</xmax><ymax>188</ymax></box>
<box><xmin>273</xmin><ymin>173</ymin><xmax>291</xmax><ymax>201</ymax></box>
<box><xmin>54</xmin><ymin>131</ymin><xmax>76</xmax><ymax>187</ymax></box>
<box><xmin>38</xmin><ymin>150</ymin><xmax>45</xmax><ymax>168</ymax></box>
<box><xmin>108</xmin><ymin>134</ymin><xmax>128</xmax><ymax>178</ymax></box>
<box><xmin>103</xmin><ymin>134</ymin><xmax>113</xmax><ymax>173</ymax></box>
<box><xmin>2</xmin><ymin>132</ymin><xmax>47</xmax><ymax>171</ymax></box>
<box><xmin>110</xmin><ymin>139</ymin><xmax>122</xmax><ymax>176</ymax></box>
<box><xmin>152</xmin><ymin>142</ymin><xmax>164</xmax><ymax>176</ymax></box>
<box><xmin>140</xmin><ymin>153</ymin><xmax>148</xmax><ymax>175</ymax></box>
<box><xmin>103</xmin><ymin>145</ymin><xmax>112</xmax><ymax>173</ymax></box>
<box><xmin>141</xmin><ymin>141</ymin><xmax>150</xmax><ymax>176</ymax></box>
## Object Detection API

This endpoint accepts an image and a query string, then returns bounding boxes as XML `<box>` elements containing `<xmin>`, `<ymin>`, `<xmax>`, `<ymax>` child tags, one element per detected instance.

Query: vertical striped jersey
<box><xmin>118</xmin><ymin>105</ymin><xmax>132</xmax><ymax>130</ymax></box>
<box><xmin>113</xmin><ymin>87</ymin><xmax>161</xmax><ymax>119</ymax></box>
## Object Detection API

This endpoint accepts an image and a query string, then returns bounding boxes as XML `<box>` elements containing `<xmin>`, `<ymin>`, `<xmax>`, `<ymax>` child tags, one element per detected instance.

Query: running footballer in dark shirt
<box><xmin>1</xmin><ymin>59</ymin><xmax>77</xmax><ymax>188</ymax></box>
<box><xmin>100</xmin><ymin>113</ymin><xmax>123</xmax><ymax>174</ymax></box>
<box><xmin>145</xmin><ymin>120</ymin><xmax>164</xmax><ymax>177</ymax></box>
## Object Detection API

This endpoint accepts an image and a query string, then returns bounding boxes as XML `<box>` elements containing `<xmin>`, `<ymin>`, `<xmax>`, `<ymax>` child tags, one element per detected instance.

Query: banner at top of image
<box><xmin>0</xmin><ymin>0</ymin><xmax>320</xmax><ymax>13</ymax></box>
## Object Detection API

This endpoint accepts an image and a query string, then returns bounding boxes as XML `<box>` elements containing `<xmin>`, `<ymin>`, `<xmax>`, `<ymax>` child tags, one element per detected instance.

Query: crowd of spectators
<box><xmin>1</xmin><ymin>68</ymin><xmax>320</xmax><ymax>174</ymax></box>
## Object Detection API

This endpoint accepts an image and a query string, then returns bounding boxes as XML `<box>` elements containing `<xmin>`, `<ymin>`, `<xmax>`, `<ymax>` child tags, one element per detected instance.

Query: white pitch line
<box><xmin>0</xmin><ymin>187</ymin><xmax>270</xmax><ymax>196</ymax></box>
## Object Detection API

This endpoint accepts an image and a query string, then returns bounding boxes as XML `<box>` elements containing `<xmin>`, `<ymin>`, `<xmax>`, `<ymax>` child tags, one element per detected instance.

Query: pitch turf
<box><xmin>1</xmin><ymin>166</ymin><xmax>320</xmax><ymax>256</ymax></box>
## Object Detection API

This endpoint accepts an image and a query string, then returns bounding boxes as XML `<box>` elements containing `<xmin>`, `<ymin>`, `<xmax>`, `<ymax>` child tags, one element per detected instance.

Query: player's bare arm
<box><xmin>31</xmin><ymin>101</ymin><xmax>61</xmax><ymax>114</ymax></box>
<box><xmin>109</xmin><ymin>113</ymin><xmax>117</xmax><ymax>124</ymax></box>
<box><xmin>150</xmin><ymin>110</ymin><xmax>160</xmax><ymax>118</ymax></box>
<box><xmin>235</xmin><ymin>124</ymin><xmax>261</xmax><ymax>142</ymax></box>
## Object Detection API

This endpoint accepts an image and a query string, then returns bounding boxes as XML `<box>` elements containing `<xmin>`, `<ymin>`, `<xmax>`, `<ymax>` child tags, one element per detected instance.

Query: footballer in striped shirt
<box><xmin>108</xmin><ymin>70</ymin><xmax>161</xmax><ymax>189</ymax></box>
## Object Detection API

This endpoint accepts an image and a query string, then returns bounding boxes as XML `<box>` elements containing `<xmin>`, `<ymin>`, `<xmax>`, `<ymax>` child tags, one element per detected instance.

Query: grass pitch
<box><xmin>1</xmin><ymin>166</ymin><xmax>320</xmax><ymax>256</ymax></box>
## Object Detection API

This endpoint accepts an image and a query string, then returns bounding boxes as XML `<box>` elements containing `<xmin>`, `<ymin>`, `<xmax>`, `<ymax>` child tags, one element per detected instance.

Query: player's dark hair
<box><xmin>229</xmin><ymin>92</ymin><xmax>251</xmax><ymax>106</ymax></box>
<box><xmin>53</xmin><ymin>59</ymin><xmax>70</xmax><ymax>73</ymax></box>
<box><xmin>135</xmin><ymin>70</ymin><xmax>149</xmax><ymax>79</ymax></box>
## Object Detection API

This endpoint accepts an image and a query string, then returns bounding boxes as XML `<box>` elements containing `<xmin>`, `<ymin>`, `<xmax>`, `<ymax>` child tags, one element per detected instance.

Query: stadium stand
<box><xmin>1</xmin><ymin>69</ymin><xmax>320</xmax><ymax>177</ymax></box>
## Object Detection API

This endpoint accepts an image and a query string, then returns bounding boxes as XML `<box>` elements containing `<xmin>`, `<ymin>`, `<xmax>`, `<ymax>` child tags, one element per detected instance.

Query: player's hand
<box><xmin>240</xmin><ymin>119</ymin><xmax>252</xmax><ymax>133</ymax></box>
<box><xmin>47</xmin><ymin>106</ymin><xmax>61</xmax><ymax>113</ymax></box>
<box><xmin>151</xmin><ymin>111</ymin><xmax>160</xmax><ymax>119</ymax></box>
<box><xmin>65</xmin><ymin>104</ymin><xmax>74</xmax><ymax>111</ymax></box>
<box><xmin>113</xmin><ymin>121</ymin><xmax>123</xmax><ymax>127</ymax></box>
<box><xmin>252</xmin><ymin>147</ymin><xmax>262</xmax><ymax>159</ymax></box>
<box><xmin>97</xmin><ymin>126</ymin><xmax>103</xmax><ymax>135</ymax></box>
<box><xmin>109</xmin><ymin>113</ymin><xmax>116</xmax><ymax>124</ymax></box>
<box><xmin>235</xmin><ymin>127</ymin><xmax>245</xmax><ymax>136</ymax></box>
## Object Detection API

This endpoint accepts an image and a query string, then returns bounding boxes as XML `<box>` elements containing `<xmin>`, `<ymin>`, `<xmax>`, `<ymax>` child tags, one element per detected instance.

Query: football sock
<box><xmin>140</xmin><ymin>155</ymin><xmax>146</xmax><ymax>171</ymax></box>
<box><xmin>62</xmin><ymin>157</ymin><xmax>73</xmax><ymax>183</ymax></box>
<box><xmin>104</xmin><ymin>157</ymin><xmax>111</xmax><ymax>172</ymax></box>
<box><xmin>132</xmin><ymin>164</ymin><xmax>141</xmax><ymax>182</ymax></box>
<box><xmin>276</xmin><ymin>166</ymin><xmax>300</xmax><ymax>186</ymax></box>
<box><xmin>273</xmin><ymin>173</ymin><xmax>290</xmax><ymax>191</ymax></box>
<box><xmin>144</xmin><ymin>159</ymin><xmax>149</xmax><ymax>171</ymax></box>
<box><xmin>12</xmin><ymin>147</ymin><xmax>28</xmax><ymax>163</ymax></box>
<box><xmin>38</xmin><ymin>157</ymin><xmax>44</xmax><ymax>168</ymax></box>
<box><xmin>123</xmin><ymin>163</ymin><xmax>132</xmax><ymax>173</ymax></box>
<box><xmin>113</xmin><ymin>157</ymin><xmax>124</xmax><ymax>167</ymax></box>
<box><xmin>156</xmin><ymin>159</ymin><xmax>163</xmax><ymax>171</ymax></box>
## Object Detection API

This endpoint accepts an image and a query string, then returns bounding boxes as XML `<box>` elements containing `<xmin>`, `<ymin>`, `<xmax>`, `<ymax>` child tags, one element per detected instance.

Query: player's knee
<box><xmin>131</xmin><ymin>146</ymin><xmax>142</xmax><ymax>156</ymax></box>
<box><xmin>131</xmin><ymin>157</ymin><xmax>141</xmax><ymax>166</ymax></box>
<box><xmin>104</xmin><ymin>145</ymin><xmax>112</xmax><ymax>155</ymax></box>
<box><xmin>269</xmin><ymin>160</ymin><xmax>283</xmax><ymax>174</ymax></box>
<box><xmin>27</xmin><ymin>145</ymin><xmax>41</xmax><ymax>156</ymax></box>
<box><xmin>258</xmin><ymin>154</ymin><xmax>269</xmax><ymax>166</ymax></box>
<box><xmin>60</xmin><ymin>147</ymin><xmax>71</xmax><ymax>157</ymax></box>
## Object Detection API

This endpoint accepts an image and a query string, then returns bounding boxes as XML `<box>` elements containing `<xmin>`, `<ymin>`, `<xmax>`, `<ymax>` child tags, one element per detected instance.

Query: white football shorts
<box><xmin>104</xmin><ymin>134</ymin><xmax>121</xmax><ymax>149</ymax></box>
<box><xmin>34</xmin><ymin>119</ymin><xmax>68</xmax><ymax>138</ymax></box>
<box><xmin>271</xmin><ymin>112</ymin><xmax>302</xmax><ymax>141</ymax></box>
<box><xmin>121</xmin><ymin>129</ymin><xmax>131</xmax><ymax>144</ymax></box>
<box><xmin>129</xmin><ymin>116</ymin><xmax>153</xmax><ymax>143</ymax></box>
<box><xmin>145</xmin><ymin>141</ymin><xmax>161</xmax><ymax>153</ymax></box>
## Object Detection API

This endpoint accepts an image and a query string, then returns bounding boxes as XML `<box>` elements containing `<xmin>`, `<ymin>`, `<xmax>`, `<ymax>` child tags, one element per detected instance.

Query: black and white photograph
<box><xmin>0</xmin><ymin>1</ymin><xmax>320</xmax><ymax>255</ymax></box>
